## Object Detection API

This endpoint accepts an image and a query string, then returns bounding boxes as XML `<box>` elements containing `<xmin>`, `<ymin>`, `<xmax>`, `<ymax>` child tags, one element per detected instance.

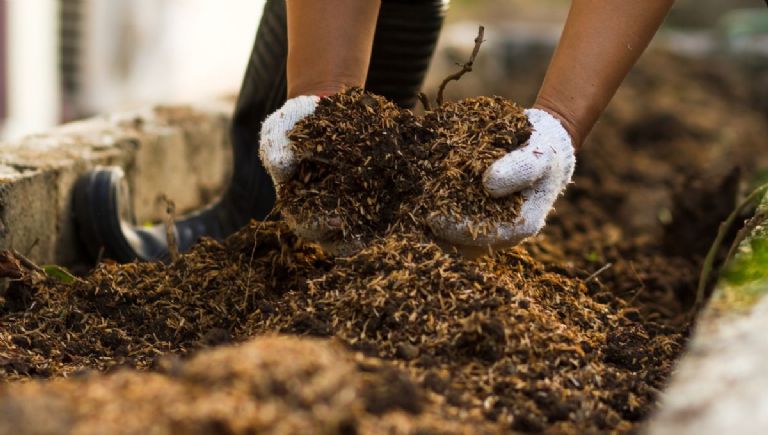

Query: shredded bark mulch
<box><xmin>280</xmin><ymin>88</ymin><xmax>530</xmax><ymax>244</ymax></box>
<box><xmin>0</xmin><ymin>220</ymin><xmax>684</xmax><ymax>433</ymax></box>
<box><xmin>1</xmin><ymin>50</ymin><xmax>767</xmax><ymax>434</ymax></box>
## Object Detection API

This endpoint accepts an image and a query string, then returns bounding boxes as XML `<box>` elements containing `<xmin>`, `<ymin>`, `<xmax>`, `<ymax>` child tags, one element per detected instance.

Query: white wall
<box><xmin>4</xmin><ymin>0</ymin><xmax>61</xmax><ymax>141</ymax></box>
<box><xmin>1</xmin><ymin>0</ymin><xmax>264</xmax><ymax>141</ymax></box>
<box><xmin>80</xmin><ymin>0</ymin><xmax>264</xmax><ymax>114</ymax></box>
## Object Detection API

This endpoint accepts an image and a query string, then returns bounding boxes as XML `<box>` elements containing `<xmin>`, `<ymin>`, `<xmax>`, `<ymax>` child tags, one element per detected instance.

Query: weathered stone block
<box><xmin>0</xmin><ymin>100</ymin><xmax>232</xmax><ymax>266</ymax></box>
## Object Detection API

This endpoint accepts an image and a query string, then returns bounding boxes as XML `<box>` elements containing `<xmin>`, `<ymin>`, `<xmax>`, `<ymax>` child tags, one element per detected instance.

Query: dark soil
<box><xmin>0</xmin><ymin>50</ymin><xmax>766</xmax><ymax>434</ymax></box>
<box><xmin>0</xmin><ymin>336</ymin><xmax>498</xmax><ymax>435</ymax></box>
<box><xmin>0</xmin><ymin>222</ymin><xmax>683</xmax><ymax>434</ymax></box>
<box><xmin>418</xmin><ymin>96</ymin><xmax>530</xmax><ymax>235</ymax></box>
<box><xmin>280</xmin><ymin>88</ymin><xmax>530</xmax><ymax>244</ymax></box>
<box><xmin>280</xmin><ymin>89</ymin><xmax>429</xmax><ymax>242</ymax></box>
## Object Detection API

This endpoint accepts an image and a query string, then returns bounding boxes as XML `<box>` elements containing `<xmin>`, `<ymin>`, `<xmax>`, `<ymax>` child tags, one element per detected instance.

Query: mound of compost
<box><xmin>3</xmin><ymin>48</ymin><xmax>766</xmax><ymax>435</ymax></box>
<box><xmin>280</xmin><ymin>89</ymin><xmax>429</xmax><ymax>242</ymax></box>
<box><xmin>418</xmin><ymin>96</ymin><xmax>531</xmax><ymax>235</ymax></box>
<box><xmin>279</xmin><ymin>88</ymin><xmax>530</xmax><ymax>244</ymax></box>
<box><xmin>0</xmin><ymin>220</ymin><xmax>684</xmax><ymax>433</ymax></box>
<box><xmin>277</xmin><ymin>232</ymin><xmax>683</xmax><ymax>432</ymax></box>
<box><xmin>0</xmin><ymin>336</ymin><xmax>497</xmax><ymax>435</ymax></box>
<box><xmin>0</xmin><ymin>223</ymin><xmax>328</xmax><ymax>378</ymax></box>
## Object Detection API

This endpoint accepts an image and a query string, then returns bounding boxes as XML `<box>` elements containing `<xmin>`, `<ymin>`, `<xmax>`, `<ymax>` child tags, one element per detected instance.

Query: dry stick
<box><xmin>585</xmin><ymin>262</ymin><xmax>613</xmax><ymax>283</ymax></box>
<box><xmin>725</xmin><ymin>209</ymin><xmax>768</xmax><ymax>263</ymax></box>
<box><xmin>11</xmin><ymin>249</ymin><xmax>45</xmax><ymax>274</ymax></box>
<box><xmin>417</xmin><ymin>92</ymin><xmax>431</xmax><ymax>112</ymax></box>
<box><xmin>436</xmin><ymin>25</ymin><xmax>485</xmax><ymax>106</ymax></box>
<box><xmin>24</xmin><ymin>238</ymin><xmax>39</xmax><ymax>256</ymax></box>
<box><xmin>243</xmin><ymin>207</ymin><xmax>280</xmax><ymax>311</ymax></box>
<box><xmin>161</xmin><ymin>195</ymin><xmax>180</xmax><ymax>262</ymax></box>
<box><xmin>694</xmin><ymin>182</ymin><xmax>768</xmax><ymax>314</ymax></box>
<box><xmin>628</xmin><ymin>261</ymin><xmax>647</xmax><ymax>304</ymax></box>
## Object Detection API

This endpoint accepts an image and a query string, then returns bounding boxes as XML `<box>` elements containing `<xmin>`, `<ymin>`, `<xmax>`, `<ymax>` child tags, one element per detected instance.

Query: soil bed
<box><xmin>1</xmin><ymin>50</ymin><xmax>767</xmax><ymax>434</ymax></box>
<box><xmin>0</xmin><ymin>222</ymin><xmax>684</xmax><ymax>434</ymax></box>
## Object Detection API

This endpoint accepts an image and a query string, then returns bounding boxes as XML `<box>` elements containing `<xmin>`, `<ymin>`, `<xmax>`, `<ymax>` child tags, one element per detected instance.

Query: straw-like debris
<box><xmin>418</xmin><ymin>96</ymin><xmax>530</xmax><ymax>235</ymax></box>
<box><xmin>1</xmin><ymin>47</ymin><xmax>764</xmax><ymax>435</ymax></box>
<box><xmin>279</xmin><ymin>88</ymin><xmax>531</xmax><ymax>245</ymax></box>
<box><xmin>0</xmin><ymin>221</ymin><xmax>685</xmax><ymax>433</ymax></box>
<box><xmin>280</xmin><ymin>89</ymin><xmax>431</xmax><ymax>243</ymax></box>
<box><xmin>0</xmin><ymin>336</ymin><xmax>498</xmax><ymax>435</ymax></box>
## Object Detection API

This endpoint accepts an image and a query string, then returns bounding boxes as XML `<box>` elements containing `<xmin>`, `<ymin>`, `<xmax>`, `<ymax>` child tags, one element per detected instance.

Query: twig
<box><xmin>628</xmin><ymin>261</ymin><xmax>647</xmax><ymax>304</ymax></box>
<box><xmin>693</xmin><ymin>182</ymin><xmax>768</xmax><ymax>313</ymax></box>
<box><xmin>585</xmin><ymin>262</ymin><xmax>613</xmax><ymax>283</ymax></box>
<box><xmin>436</xmin><ymin>25</ymin><xmax>485</xmax><ymax>106</ymax></box>
<box><xmin>25</xmin><ymin>238</ymin><xmax>39</xmax><ymax>256</ymax></box>
<box><xmin>243</xmin><ymin>207</ymin><xmax>279</xmax><ymax>310</ymax></box>
<box><xmin>12</xmin><ymin>249</ymin><xmax>45</xmax><ymax>274</ymax></box>
<box><xmin>161</xmin><ymin>195</ymin><xmax>180</xmax><ymax>262</ymax></box>
<box><xmin>417</xmin><ymin>92</ymin><xmax>431</xmax><ymax>112</ymax></box>
<box><xmin>96</xmin><ymin>246</ymin><xmax>105</xmax><ymax>265</ymax></box>
<box><xmin>725</xmin><ymin>209</ymin><xmax>768</xmax><ymax>264</ymax></box>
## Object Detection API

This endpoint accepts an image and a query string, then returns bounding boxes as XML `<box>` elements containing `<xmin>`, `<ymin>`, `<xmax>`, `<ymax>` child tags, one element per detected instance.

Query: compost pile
<box><xmin>279</xmin><ymin>88</ymin><xmax>530</xmax><ymax>243</ymax></box>
<box><xmin>0</xmin><ymin>220</ymin><xmax>683</xmax><ymax>434</ymax></box>
<box><xmin>0</xmin><ymin>336</ymin><xmax>499</xmax><ymax>435</ymax></box>
<box><xmin>1</xmin><ymin>48</ymin><xmax>768</xmax><ymax>434</ymax></box>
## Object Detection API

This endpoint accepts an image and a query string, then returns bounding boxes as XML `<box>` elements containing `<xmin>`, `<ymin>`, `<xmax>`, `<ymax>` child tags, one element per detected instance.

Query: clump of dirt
<box><xmin>0</xmin><ymin>223</ymin><xmax>329</xmax><ymax>379</ymax></box>
<box><xmin>280</xmin><ymin>89</ymin><xmax>430</xmax><ymax>242</ymax></box>
<box><xmin>279</xmin><ymin>88</ymin><xmax>530</xmax><ymax>244</ymax></box>
<box><xmin>0</xmin><ymin>221</ymin><xmax>685</xmax><ymax>433</ymax></box>
<box><xmin>418</xmin><ymin>96</ymin><xmax>530</xmax><ymax>235</ymax></box>
<box><xmin>0</xmin><ymin>336</ymin><xmax>497</xmax><ymax>435</ymax></box>
<box><xmin>273</xmin><ymin>233</ymin><xmax>683</xmax><ymax>432</ymax></box>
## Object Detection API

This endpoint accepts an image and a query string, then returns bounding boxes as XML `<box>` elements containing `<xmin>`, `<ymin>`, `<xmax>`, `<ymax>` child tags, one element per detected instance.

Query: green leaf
<box><xmin>42</xmin><ymin>265</ymin><xmax>77</xmax><ymax>284</ymax></box>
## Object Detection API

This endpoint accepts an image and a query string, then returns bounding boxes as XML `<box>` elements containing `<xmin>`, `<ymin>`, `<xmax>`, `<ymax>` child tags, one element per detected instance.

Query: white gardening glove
<box><xmin>260</xmin><ymin>95</ymin><xmax>320</xmax><ymax>184</ymax></box>
<box><xmin>260</xmin><ymin>95</ymin><xmax>353</xmax><ymax>254</ymax></box>
<box><xmin>428</xmin><ymin>108</ymin><xmax>576</xmax><ymax>251</ymax></box>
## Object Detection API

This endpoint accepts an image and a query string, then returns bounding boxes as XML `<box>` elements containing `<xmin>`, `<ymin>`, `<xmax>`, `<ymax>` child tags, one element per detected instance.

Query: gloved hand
<box><xmin>428</xmin><ymin>108</ymin><xmax>576</xmax><ymax>252</ymax></box>
<box><xmin>260</xmin><ymin>95</ymin><xmax>320</xmax><ymax>184</ymax></box>
<box><xmin>260</xmin><ymin>95</ymin><xmax>353</xmax><ymax>254</ymax></box>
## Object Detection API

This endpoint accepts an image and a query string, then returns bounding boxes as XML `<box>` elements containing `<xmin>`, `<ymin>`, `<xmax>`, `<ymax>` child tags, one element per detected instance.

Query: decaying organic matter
<box><xmin>0</xmin><ymin>220</ymin><xmax>685</xmax><ymax>433</ymax></box>
<box><xmin>280</xmin><ymin>88</ymin><xmax>531</xmax><ymax>245</ymax></box>
<box><xmin>418</xmin><ymin>96</ymin><xmax>530</xmax><ymax>236</ymax></box>
<box><xmin>1</xmin><ymin>48</ymin><xmax>767</xmax><ymax>434</ymax></box>
<box><xmin>280</xmin><ymin>89</ymin><xmax>430</xmax><ymax>243</ymax></box>
<box><xmin>0</xmin><ymin>336</ymin><xmax>497</xmax><ymax>435</ymax></box>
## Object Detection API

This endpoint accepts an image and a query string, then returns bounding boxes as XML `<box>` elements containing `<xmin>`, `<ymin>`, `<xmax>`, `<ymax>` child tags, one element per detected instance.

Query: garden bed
<box><xmin>0</xmin><ymin>50</ymin><xmax>766</xmax><ymax>434</ymax></box>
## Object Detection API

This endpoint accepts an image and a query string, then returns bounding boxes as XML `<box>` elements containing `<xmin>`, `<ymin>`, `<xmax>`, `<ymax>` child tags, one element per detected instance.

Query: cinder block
<box><xmin>0</xmin><ymin>100</ymin><xmax>232</xmax><ymax>266</ymax></box>
<box><xmin>647</xmin><ymin>191</ymin><xmax>768</xmax><ymax>434</ymax></box>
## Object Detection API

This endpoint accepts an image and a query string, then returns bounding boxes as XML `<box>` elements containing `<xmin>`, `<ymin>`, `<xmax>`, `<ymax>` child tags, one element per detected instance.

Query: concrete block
<box><xmin>647</xmin><ymin>190</ymin><xmax>768</xmax><ymax>435</ymax></box>
<box><xmin>0</xmin><ymin>99</ymin><xmax>232</xmax><ymax>266</ymax></box>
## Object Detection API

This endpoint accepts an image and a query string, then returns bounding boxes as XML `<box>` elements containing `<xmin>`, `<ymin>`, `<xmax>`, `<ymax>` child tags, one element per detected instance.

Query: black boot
<box><xmin>73</xmin><ymin>0</ymin><xmax>448</xmax><ymax>263</ymax></box>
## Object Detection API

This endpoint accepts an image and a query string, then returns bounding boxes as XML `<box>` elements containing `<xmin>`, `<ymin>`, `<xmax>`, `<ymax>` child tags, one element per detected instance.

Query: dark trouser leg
<box><xmin>227</xmin><ymin>0</ymin><xmax>448</xmax><ymax>216</ymax></box>
<box><xmin>74</xmin><ymin>0</ymin><xmax>447</xmax><ymax>263</ymax></box>
<box><xmin>367</xmin><ymin>0</ymin><xmax>448</xmax><ymax>108</ymax></box>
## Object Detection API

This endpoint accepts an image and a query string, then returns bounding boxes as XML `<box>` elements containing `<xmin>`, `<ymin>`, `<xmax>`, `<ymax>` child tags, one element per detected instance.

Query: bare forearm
<box><xmin>286</xmin><ymin>0</ymin><xmax>381</xmax><ymax>98</ymax></box>
<box><xmin>534</xmin><ymin>0</ymin><xmax>674</xmax><ymax>148</ymax></box>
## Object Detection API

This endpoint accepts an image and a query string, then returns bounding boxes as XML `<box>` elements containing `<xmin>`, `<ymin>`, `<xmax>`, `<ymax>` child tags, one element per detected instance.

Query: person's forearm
<box><xmin>286</xmin><ymin>0</ymin><xmax>381</xmax><ymax>98</ymax></box>
<box><xmin>534</xmin><ymin>0</ymin><xmax>673</xmax><ymax>148</ymax></box>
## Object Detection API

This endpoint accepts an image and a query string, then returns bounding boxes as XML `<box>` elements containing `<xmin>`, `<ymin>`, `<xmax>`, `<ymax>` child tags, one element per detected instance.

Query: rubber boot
<box><xmin>73</xmin><ymin>0</ymin><xmax>448</xmax><ymax>263</ymax></box>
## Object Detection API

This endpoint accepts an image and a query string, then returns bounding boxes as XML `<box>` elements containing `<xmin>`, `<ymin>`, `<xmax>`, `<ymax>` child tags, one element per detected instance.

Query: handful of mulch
<box><xmin>419</xmin><ymin>96</ymin><xmax>531</xmax><ymax>236</ymax></box>
<box><xmin>277</xmin><ymin>88</ymin><xmax>532</xmax><ymax>245</ymax></box>
<box><xmin>279</xmin><ymin>89</ymin><xmax>431</xmax><ymax>242</ymax></box>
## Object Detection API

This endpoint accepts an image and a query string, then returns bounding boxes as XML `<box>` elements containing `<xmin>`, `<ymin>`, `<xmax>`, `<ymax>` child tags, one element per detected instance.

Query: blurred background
<box><xmin>0</xmin><ymin>0</ymin><xmax>765</xmax><ymax>141</ymax></box>
<box><xmin>1</xmin><ymin>0</ymin><xmax>261</xmax><ymax>141</ymax></box>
